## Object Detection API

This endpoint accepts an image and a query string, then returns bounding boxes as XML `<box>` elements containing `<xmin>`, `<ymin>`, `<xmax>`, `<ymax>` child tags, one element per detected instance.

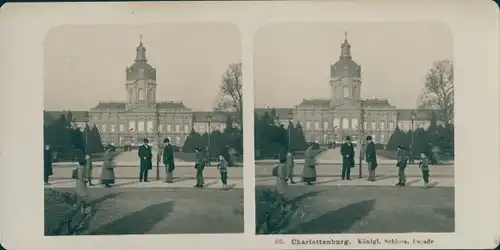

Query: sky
<box><xmin>254</xmin><ymin>22</ymin><xmax>453</xmax><ymax>109</ymax></box>
<box><xmin>44</xmin><ymin>23</ymin><xmax>241</xmax><ymax>111</ymax></box>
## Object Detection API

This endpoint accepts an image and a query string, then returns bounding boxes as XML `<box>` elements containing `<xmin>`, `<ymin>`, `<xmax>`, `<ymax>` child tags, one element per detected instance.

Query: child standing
<box><xmin>419</xmin><ymin>152</ymin><xmax>431</xmax><ymax>188</ymax></box>
<box><xmin>217</xmin><ymin>154</ymin><xmax>229</xmax><ymax>190</ymax></box>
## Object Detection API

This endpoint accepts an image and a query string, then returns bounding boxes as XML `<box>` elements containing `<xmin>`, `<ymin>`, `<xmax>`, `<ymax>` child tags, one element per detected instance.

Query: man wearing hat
<box><xmin>340</xmin><ymin>136</ymin><xmax>355</xmax><ymax>180</ymax></box>
<box><xmin>194</xmin><ymin>146</ymin><xmax>206</xmax><ymax>187</ymax></box>
<box><xmin>365</xmin><ymin>136</ymin><xmax>378</xmax><ymax>181</ymax></box>
<box><xmin>396</xmin><ymin>144</ymin><xmax>409</xmax><ymax>186</ymax></box>
<box><xmin>138</xmin><ymin>138</ymin><xmax>153</xmax><ymax>182</ymax></box>
<box><xmin>163</xmin><ymin>137</ymin><xmax>175</xmax><ymax>183</ymax></box>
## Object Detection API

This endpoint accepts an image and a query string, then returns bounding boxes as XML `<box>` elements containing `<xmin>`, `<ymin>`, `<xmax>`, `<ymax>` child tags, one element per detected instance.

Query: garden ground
<box><xmin>255</xmin><ymin>185</ymin><xmax>454</xmax><ymax>234</ymax></box>
<box><xmin>45</xmin><ymin>187</ymin><xmax>244</xmax><ymax>235</ymax></box>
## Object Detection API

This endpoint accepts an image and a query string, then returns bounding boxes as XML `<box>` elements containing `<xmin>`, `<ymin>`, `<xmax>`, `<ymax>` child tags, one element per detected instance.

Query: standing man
<box><xmin>396</xmin><ymin>144</ymin><xmax>409</xmax><ymax>186</ymax></box>
<box><xmin>194</xmin><ymin>146</ymin><xmax>206</xmax><ymax>188</ymax></box>
<box><xmin>163</xmin><ymin>137</ymin><xmax>175</xmax><ymax>183</ymax></box>
<box><xmin>44</xmin><ymin>144</ymin><xmax>53</xmax><ymax>185</ymax></box>
<box><xmin>138</xmin><ymin>138</ymin><xmax>152</xmax><ymax>182</ymax></box>
<box><xmin>365</xmin><ymin>136</ymin><xmax>378</xmax><ymax>181</ymax></box>
<box><xmin>340</xmin><ymin>136</ymin><xmax>355</xmax><ymax>180</ymax></box>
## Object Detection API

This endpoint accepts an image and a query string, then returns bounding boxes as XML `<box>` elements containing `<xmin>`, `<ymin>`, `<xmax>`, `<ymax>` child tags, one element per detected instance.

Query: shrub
<box><xmin>44</xmin><ymin>189</ymin><xmax>93</xmax><ymax>235</ymax></box>
<box><xmin>255</xmin><ymin>189</ymin><xmax>298</xmax><ymax>234</ymax></box>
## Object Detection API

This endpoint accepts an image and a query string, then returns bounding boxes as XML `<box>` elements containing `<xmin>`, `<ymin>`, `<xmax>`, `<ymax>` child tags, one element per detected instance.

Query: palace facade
<box><xmin>45</xmin><ymin>39</ymin><xmax>237</xmax><ymax>146</ymax></box>
<box><xmin>257</xmin><ymin>34</ymin><xmax>434</xmax><ymax>145</ymax></box>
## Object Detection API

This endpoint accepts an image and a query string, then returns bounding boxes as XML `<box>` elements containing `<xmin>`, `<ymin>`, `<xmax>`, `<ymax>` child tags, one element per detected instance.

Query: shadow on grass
<box><xmin>284</xmin><ymin>199</ymin><xmax>376</xmax><ymax>234</ymax></box>
<box><xmin>288</xmin><ymin>190</ymin><xmax>325</xmax><ymax>205</ymax></box>
<box><xmin>88</xmin><ymin>192</ymin><xmax>124</xmax><ymax>206</ymax></box>
<box><xmin>88</xmin><ymin>201</ymin><xmax>175</xmax><ymax>235</ymax></box>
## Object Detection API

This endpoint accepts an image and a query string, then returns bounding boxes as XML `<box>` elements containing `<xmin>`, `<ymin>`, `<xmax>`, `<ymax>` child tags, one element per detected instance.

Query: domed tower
<box><xmin>125</xmin><ymin>35</ymin><xmax>157</xmax><ymax>109</ymax></box>
<box><xmin>329</xmin><ymin>31</ymin><xmax>362</xmax><ymax>107</ymax></box>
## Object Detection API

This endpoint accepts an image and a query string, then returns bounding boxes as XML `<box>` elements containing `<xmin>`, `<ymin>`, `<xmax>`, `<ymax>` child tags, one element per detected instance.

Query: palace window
<box><xmin>388</xmin><ymin>121</ymin><xmax>394</xmax><ymax>130</ymax></box>
<box><xmin>101</xmin><ymin>124</ymin><xmax>107</xmax><ymax>132</ymax></box>
<box><xmin>175</xmin><ymin>124</ymin><xmax>181</xmax><ymax>133</ymax></box>
<box><xmin>342</xmin><ymin>118</ymin><xmax>349</xmax><ymax>129</ymax></box>
<box><xmin>333</xmin><ymin>118</ymin><xmax>340</xmax><ymax>128</ymax></box>
<box><xmin>380</xmin><ymin>121</ymin><xmax>385</xmax><ymax>130</ymax></box>
<box><xmin>159</xmin><ymin>124</ymin><xmax>164</xmax><ymax>132</ymax></box>
<box><xmin>364</xmin><ymin>121</ymin><xmax>367</xmax><ymax>129</ymax></box>
<box><xmin>119</xmin><ymin>124</ymin><xmax>124</xmax><ymax>132</ymax></box>
<box><xmin>138</xmin><ymin>88</ymin><xmax>145</xmax><ymax>101</ymax></box>
<box><xmin>343</xmin><ymin>87</ymin><xmax>350</xmax><ymax>98</ymax></box>
<box><xmin>199</xmin><ymin>124</ymin><xmax>205</xmax><ymax>133</ymax></box>
<box><xmin>137</xmin><ymin>121</ymin><xmax>145</xmax><ymax>132</ymax></box>
<box><xmin>323</xmin><ymin>121</ymin><xmax>328</xmax><ymax>130</ymax></box>
<box><xmin>351</xmin><ymin>118</ymin><xmax>359</xmax><ymax>129</ymax></box>
<box><xmin>128</xmin><ymin>120</ymin><xmax>135</xmax><ymax>132</ymax></box>
<box><xmin>371</xmin><ymin>121</ymin><xmax>376</xmax><ymax>130</ymax></box>
<box><xmin>166</xmin><ymin>124</ymin><xmax>172</xmax><ymax>133</ymax></box>
<box><xmin>184</xmin><ymin>124</ymin><xmax>189</xmax><ymax>133</ymax></box>
<box><xmin>315</xmin><ymin>121</ymin><xmax>320</xmax><ymax>130</ymax></box>
<box><xmin>110</xmin><ymin>125</ymin><xmax>116</xmax><ymax>132</ymax></box>
<box><xmin>146</xmin><ymin>120</ymin><xmax>153</xmax><ymax>132</ymax></box>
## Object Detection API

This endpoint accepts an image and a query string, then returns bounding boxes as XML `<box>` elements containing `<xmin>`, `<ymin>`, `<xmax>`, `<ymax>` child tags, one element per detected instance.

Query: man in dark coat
<box><xmin>194</xmin><ymin>146</ymin><xmax>206</xmax><ymax>188</ymax></box>
<box><xmin>138</xmin><ymin>138</ymin><xmax>152</xmax><ymax>182</ymax></box>
<box><xmin>365</xmin><ymin>136</ymin><xmax>378</xmax><ymax>181</ymax></box>
<box><xmin>163</xmin><ymin>137</ymin><xmax>175</xmax><ymax>183</ymax></box>
<box><xmin>396</xmin><ymin>144</ymin><xmax>409</xmax><ymax>186</ymax></box>
<box><xmin>44</xmin><ymin>144</ymin><xmax>53</xmax><ymax>185</ymax></box>
<box><xmin>340</xmin><ymin>136</ymin><xmax>355</xmax><ymax>180</ymax></box>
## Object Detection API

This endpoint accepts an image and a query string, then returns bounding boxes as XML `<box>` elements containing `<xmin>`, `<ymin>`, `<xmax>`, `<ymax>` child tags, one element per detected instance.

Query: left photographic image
<box><xmin>43</xmin><ymin>23</ymin><xmax>243</xmax><ymax>235</ymax></box>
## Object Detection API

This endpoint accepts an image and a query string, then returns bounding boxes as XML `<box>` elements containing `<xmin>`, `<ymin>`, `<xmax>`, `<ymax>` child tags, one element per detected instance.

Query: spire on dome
<box><xmin>340</xmin><ymin>30</ymin><xmax>352</xmax><ymax>60</ymax></box>
<box><xmin>135</xmin><ymin>34</ymin><xmax>147</xmax><ymax>62</ymax></box>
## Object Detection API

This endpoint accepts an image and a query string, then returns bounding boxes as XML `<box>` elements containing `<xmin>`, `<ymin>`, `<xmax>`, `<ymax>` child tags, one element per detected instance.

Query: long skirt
<box><xmin>100</xmin><ymin>167</ymin><xmax>116</xmax><ymax>184</ymax></box>
<box><xmin>302</xmin><ymin>165</ymin><xmax>317</xmax><ymax>183</ymax></box>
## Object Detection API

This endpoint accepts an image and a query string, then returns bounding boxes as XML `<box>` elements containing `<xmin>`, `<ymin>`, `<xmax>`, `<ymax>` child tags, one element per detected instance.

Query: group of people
<box><xmin>138</xmin><ymin>137</ymin><xmax>231</xmax><ymax>189</ymax></box>
<box><xmin>43</xmin><ymin>144</ymin><xmax>116</xmax><ymax>187</ymax></box>
<box><xmin>273</xmin><ymin>135</ymin><xmax>433</xmax><ymax>195</ymax></box>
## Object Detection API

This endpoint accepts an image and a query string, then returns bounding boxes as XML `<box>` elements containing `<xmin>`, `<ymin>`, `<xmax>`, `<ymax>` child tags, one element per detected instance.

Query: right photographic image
<box><xmin>254</xmin><ymin>22</ymin><xmax>454</xmax><ymax>234</ymax></box>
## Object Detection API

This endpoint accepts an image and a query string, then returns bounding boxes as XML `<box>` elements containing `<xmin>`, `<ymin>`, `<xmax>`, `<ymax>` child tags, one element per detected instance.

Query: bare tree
<box><xmin>418</xmin><ymin>59</ymin><xmax>454</xmax><ymax>127</ymax></box>
<box><xmin>214</xmin><ymin>62</ymin><xmax>243</xmax><ymax>123</ymax></box>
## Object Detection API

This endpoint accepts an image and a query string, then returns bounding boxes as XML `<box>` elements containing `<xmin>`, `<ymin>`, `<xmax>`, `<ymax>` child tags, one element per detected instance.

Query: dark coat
<box><xmin>44</xmin><ymin>149</ymin><xmax>53</xmax><ymax>176</ymax></box>
<box><xmin>195</xmin><ymin>151</ymin><xmax>206</xmax><ymax>171</ymax></box>
<box><xmin>302</xmin><ymin>146</ymin><xmax>317</xmax><ymax>179</ymax></box>
<box><xmin>138</xmin><ymin>145</ymin><xmax>153</xmax><ymax>170</ymax></box>
<box><xmin>365</xmin><ymin>142</ymin><xmax>378</xmax><ymax>169</ymax></box>
<box><xmin>163</xmin><ymin>144</ymin><xmax>175</xmax><ymax>172</ymax></box>
<box><xmin>396</xmin><ymin>149</ymin><xmax>408</xmax><ymax>168</ymax></box>
<box><xmin>100</xmin><ymin>150</ymin><xmax>116</xmax><ymax>181</ymax></box>
<box><xmin>340</xmin><ymin>142</ymin><xmax>355</xmax><ymax>168</ymax></box>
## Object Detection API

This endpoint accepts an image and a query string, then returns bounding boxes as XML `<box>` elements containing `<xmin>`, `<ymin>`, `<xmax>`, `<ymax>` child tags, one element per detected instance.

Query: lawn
<box><xmin>255</xmin><ymin>185</ymin><xmax>454</xmax><ymax>234</ymax></box>
<box><xmin>45</xmin><ymin>187</ymin><xmax>244</xmax><ymax>235</ymax></box>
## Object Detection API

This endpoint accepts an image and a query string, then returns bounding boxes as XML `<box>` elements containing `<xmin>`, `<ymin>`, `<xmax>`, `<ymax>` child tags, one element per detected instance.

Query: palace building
<box><xmin>45</xmin><ymin>38</ymin><xmax>236</xmax><ymax>147</ymax></box>
<box><xmin>257</xmin><ymin>33</ymin><xmax>433</xmax><ymax>145</ymax></box>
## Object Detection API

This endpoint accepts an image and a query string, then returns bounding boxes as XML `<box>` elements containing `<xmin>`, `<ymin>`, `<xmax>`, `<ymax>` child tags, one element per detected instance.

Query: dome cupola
<box><xmin>126</xmin><ymin>35</ymin><xmax>157</xmax><ymax>81</ymax></box>
<box><xmin>330</xmin><ymin>31</ymin><xmax>361</xmax><ymax>78</ymax></box>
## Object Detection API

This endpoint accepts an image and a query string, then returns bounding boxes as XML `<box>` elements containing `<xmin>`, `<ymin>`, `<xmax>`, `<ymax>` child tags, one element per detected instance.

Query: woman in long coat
<box><xmin>85</xmin><ymin>154</ymin><xmax>94</xmax><ymax>186</ymax></box>
<box><xmin>276</xmin><ymin>154</ymin><xmax>288</xmax><ymax>196</ymax></box>
<box><xmin>285</xmin><ymin>152</ymin><xmax>295</xmax><ymax>184</ymax></box>
<box><xmin>302</xmin><ymin>143</ymin><xmax>317</xmax><ymax>185</ymax></box>
<box><xmin>75</xmin><ymin>153</ymin><xmax>91</xmax><ymax>214</ymax></box>
<box><xmin>100</xmin><ymin>148</ymin><xmax>116</xmax><ymax>187</ymax></box>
